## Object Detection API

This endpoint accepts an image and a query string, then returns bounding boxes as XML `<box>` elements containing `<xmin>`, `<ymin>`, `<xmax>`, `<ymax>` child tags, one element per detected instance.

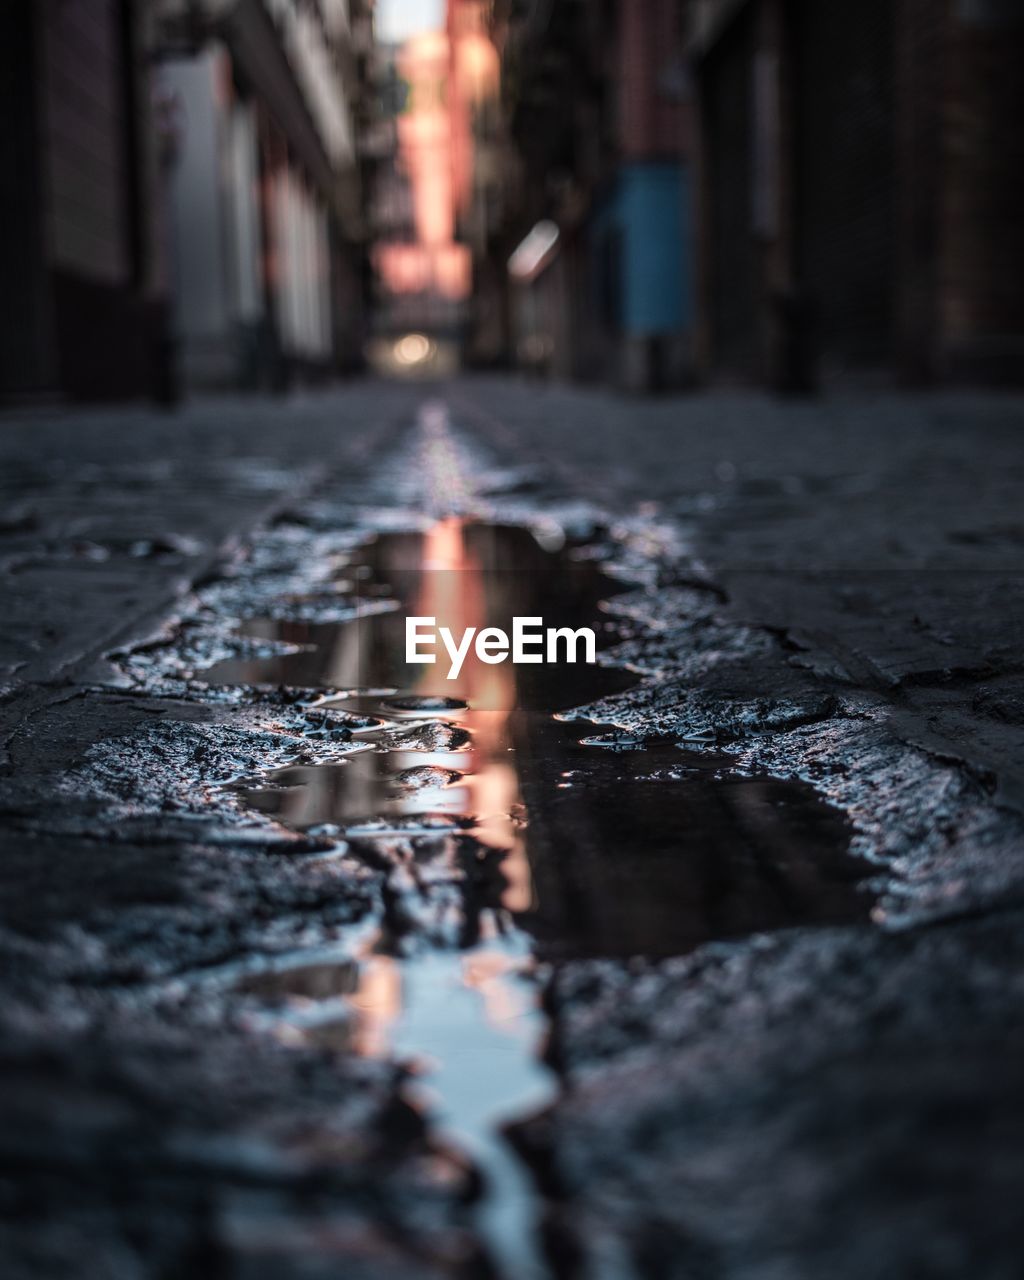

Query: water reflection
<box><xmin>213</xmin><ymin>519</ymin><xmax>579</xmax><ymax>1279</ymax></box>
<box><xmin>207</xmin><ymin>516</ymin><xmax>869</xmax><ymax>1280</ymax></box>
<box><xmin>214</xmin><ymin>520</ymin><xmax>867</xmax><ymax>958</ymax></box>
<box><xmin>217</xmin><ymin>519</ymin><xmax>630</xmax><ymax>927</ymax></box>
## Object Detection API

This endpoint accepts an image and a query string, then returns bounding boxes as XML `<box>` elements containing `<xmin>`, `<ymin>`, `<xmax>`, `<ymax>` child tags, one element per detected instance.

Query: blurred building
<box><xmin>366</xmin><ymin>30</ymin><xmax>471</xmax><ymax>371</ymax></box>
<box><xmin>447</xmin><ymin>0</ymin><xmax>506</xmax><ymax>367</ymax></box>
<box><xmin>155</xmin><ymin>0</ymin><xmax>372</xmax><ymax>390</ymax></box>
<box><xmin>0</xmin><ymin>1</ymin><xmax>172</xmax><ymax>403</ymax></box>
<box><xmin>690</xmin><ymin>0</ymin><xmax>1024</xmax><ymax>387</ymax></box>
<box><xmin>492</xmin><ymin>0</ymin><xmax>695</xmax><ymax>391</ymax></box>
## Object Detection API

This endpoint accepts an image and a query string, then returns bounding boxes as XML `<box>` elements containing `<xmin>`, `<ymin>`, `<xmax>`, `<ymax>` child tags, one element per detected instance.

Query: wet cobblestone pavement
<box><xmin>2</xmin><ymin>380</ymin><xmax>1024</xmax><ymax>1278</ymax></box>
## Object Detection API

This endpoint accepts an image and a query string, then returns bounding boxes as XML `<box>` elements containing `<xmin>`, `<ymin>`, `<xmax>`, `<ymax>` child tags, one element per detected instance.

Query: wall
<box><xmin>163</xmin><ymin>50</ymin><xmax>234</xmax><ymax>386</ymax></box>
<box><xmin>937</xmin><ymin>3</ymin><xmax>1024</xmax><ymax>381</ymax></box>
<box><xmin>163</xmin><ymin>42</ymin><xmax>335</xmax><ymax>388</ymax></box>
<box><xmin>225</xmin><ymin>100</ymin><xmax>263</xmax><ymax>328</ymax></box>
<box><xmin>699</xmin><ymin>4</ymin><xmax>759</xmax><ymax>380</ymax></box>
<box><xmin>42</xmin><ymin>0</ymin><xmax>130</xmax><ymax>285</ymax></box>
<box><xmin>694</xmin><ymin>0</ymin><xmax>1024</xmax><ymax>387</ymax></box>
<box><xmin>791</xmin><ymin>0</ymin><xmax>896</xmax><ymax>376</ymax></box>
<box><xmin>275</xmin><ymin>169</ymin><xmax>332</xmax><ymax>361</ymax></box>
<box><xmin>0</xmin><ymin>2</ymin><xmax>55</xmax><ymax>396</ymax></box>
<box><xmin>0</xmin><ymin>0</ymin><xmax>170</xmax><ymax>402</ymax></box>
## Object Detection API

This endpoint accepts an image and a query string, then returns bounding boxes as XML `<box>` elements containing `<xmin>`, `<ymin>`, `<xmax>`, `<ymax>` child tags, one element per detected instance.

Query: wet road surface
<box><xmin>198</xmin><ymin>505</ymin><xmax>871</xmax><ymax>1272</ymax></box>
<box><xmin>2</xmin><ymin>382</ymin><xmax>1024</xmax><ymax>1277</ymax></box>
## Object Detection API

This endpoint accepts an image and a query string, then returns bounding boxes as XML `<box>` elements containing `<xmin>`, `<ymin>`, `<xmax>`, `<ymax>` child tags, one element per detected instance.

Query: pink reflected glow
<box><xmin>379</xmin><ymin>10</ymin><xmax>498</xmax><ymax>303</ymax></box>
<box><xmin>380</xmin><ymin>31</ymin><xmax>471</xmax><ymax>300</ymax></box>
<box><xmin>411</xmin><ymin>518</ymin><xmax>533</xmax><ymax>912</ymax></box>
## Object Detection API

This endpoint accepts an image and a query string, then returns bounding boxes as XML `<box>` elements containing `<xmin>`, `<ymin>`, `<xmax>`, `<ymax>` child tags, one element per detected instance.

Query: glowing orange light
<box><xmin>409</xmin><ymin>516</ymin><xmax>534</xmax><ymax>914</ymax></box>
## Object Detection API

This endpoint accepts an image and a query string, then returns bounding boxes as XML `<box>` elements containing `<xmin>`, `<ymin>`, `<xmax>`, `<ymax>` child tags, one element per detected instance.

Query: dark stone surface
<box><xmin>515</xmin><ymin>913</ymin><xmax>1024</xmax><ymax>1278</ymax></box>
<box><xmin>2</xmin><ymin>380</ymin><xmax>1023</xmax><ymax>1276</ymax></box>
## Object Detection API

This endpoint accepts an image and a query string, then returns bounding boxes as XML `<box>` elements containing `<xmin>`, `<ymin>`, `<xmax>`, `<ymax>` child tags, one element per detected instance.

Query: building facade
<box><xmin>156</xmin><ymin>0</ymin><xmax>371</xmax><ymax>391</ymax></box>
<box><xmin>447</xmin><ymin>0</ymin><xmax>506</xmax><ymax>368</ymax></box>
<box><xmin>366</xmin><ymin>30</ymin><xmax>471</xmax><ymax>368</ymax></box>
<box><xmin>691</xmin><ymin>0</ymin><xmax>1024</xmax><ymax>387</ymax></box>
<box><xmin>0</xmin><ymin>0</ymin><xmax>373</xmax><ymax>404</ymax></box>
<box><xmin>0</xmin><ymin>0</ymin><xmax>172</xmax><ymax>403</ymax></box>
<box><xmin>493</xmin><ymin>0</ymin><xmax>695</xmax><ymax>391</ymax></box>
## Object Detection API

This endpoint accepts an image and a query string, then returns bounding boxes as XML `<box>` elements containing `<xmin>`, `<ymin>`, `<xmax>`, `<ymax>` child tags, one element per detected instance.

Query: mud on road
<box><xmin>2</xmin><ymin>395</ymin><xmax>1024</xmax><ymax>1278</ymax></box>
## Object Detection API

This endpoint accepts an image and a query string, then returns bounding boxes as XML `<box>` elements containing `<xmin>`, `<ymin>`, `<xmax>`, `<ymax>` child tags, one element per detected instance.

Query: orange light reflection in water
<box><xmin>413</xmin><ymin>517</ymin><xmax>531</xmax><ymax>909</ymax></box>
<box><xmin>343</xmin><ymin>516</ymin><xmax>536</xmax><ymax>1055</ymax></box>
<box><xmin>347</xmin><ymin>952</ymin><xmax>402</xmax><ymax>1058</ymax></box>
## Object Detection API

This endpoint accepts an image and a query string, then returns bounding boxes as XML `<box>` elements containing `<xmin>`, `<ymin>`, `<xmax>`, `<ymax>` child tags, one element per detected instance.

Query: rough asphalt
<box><xmin>1</xmin><ymin>378</ymin><xmax>1023</xmax><ymax>1279</ymax></box>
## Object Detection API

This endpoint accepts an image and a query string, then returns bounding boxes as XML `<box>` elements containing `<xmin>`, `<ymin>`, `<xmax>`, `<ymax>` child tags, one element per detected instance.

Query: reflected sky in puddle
<box><xmin>233</xmin><ymin>914</ymin><xmax>553</xmax><ymax>1277</ymax></box>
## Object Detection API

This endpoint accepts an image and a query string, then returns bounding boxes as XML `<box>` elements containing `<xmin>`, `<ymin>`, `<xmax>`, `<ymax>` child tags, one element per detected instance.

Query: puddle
<box><xmin>211</xmin><ymin>520</ymin><xmax>868</xmax><ymax>956</ymax></box>
<box><xmin>198</xmin><ymin>517</ymin><xmax>870</xmax><ymax>1278</ymax></box>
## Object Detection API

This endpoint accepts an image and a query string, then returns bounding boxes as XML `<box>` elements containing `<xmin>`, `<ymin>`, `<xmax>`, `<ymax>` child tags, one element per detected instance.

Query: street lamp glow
<box><xmin>394</xmin><ymin>333</ymin><xmax>433</xmax><ymax>365</ymax></box>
